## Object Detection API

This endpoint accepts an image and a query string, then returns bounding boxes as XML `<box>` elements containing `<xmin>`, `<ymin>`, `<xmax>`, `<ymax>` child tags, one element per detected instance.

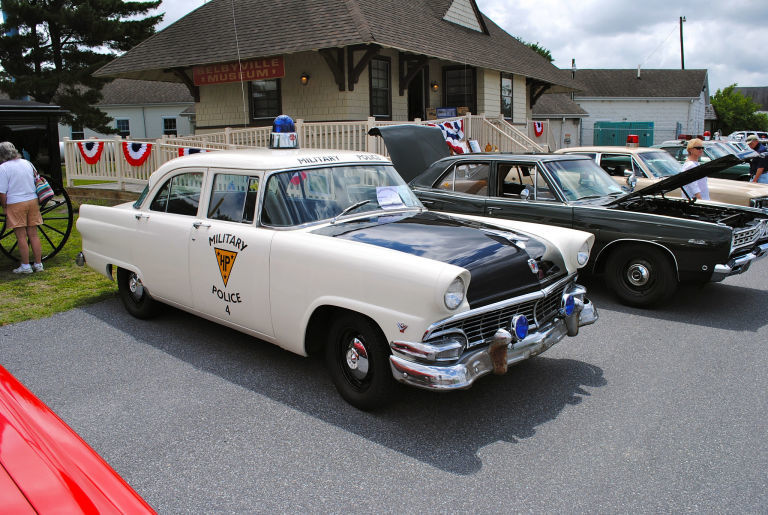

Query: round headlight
<box><xmin>577</xmin><ymin>241</ymin><xmax>590</xmax><ymax>266</ymax></box>
<box><xmin>511</xmin><ymin>314</ymin><xmax>529</xmax><ymax>341</ymax></box>
<box><xmin>444</xmin><ymin>277</ymin><xmax>465</xmax><ymax>310</ymax></box>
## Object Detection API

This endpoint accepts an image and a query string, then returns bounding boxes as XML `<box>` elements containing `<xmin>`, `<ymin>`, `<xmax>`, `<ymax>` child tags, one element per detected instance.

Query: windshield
<box><xmin>543</xmin><ymin>159</ymin><xmax>623</xmax><ymax>201</ymax></box>
<box><xmin>636</xmin><ymin>151</ymin><xmax>684</xmax><ymax>178</ymax></box>
<box><xmin>705</xmin><ymin>143</ymin><xmax>729</xmax><ymax>158</ymax></box>
<box><xmin>261</xmin><ymin>164</ymin><xmax>422</xmax><ymax>226</ymax></box>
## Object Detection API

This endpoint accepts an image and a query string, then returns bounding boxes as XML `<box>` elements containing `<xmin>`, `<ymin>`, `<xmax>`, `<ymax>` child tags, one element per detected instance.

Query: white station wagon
<box><xmin>77</xmin><ymin>131</ymin><xmax>598</xmax><ymax>409</ymax></box>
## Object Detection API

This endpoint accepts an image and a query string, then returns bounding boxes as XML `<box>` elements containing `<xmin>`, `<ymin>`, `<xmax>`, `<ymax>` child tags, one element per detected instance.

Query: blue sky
<box><xmin>154</xmin><ymin>0</ymin><xmax>768</xmax><ymax>93</ymax></box>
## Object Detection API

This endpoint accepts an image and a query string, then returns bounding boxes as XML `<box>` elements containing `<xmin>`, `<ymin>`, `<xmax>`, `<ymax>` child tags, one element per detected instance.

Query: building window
<box><xmin>443</xmin><ymin>67</ymin><xmax>476</xmax><ymax>114</ymax></box>
<box><xmin>250</xmin><ymin>79</ymin><xmax>282</xmax><ymax>124</ymax></box>
<box><xmin>71</xmin><ymin>124</ymin><xmax>84</xmax><ymax>140</ymax></box>
<box><xmin>163</xmin><ymin>118</ymin><xmax>178</xmax><ymax>136</ymax></box>
<box><xmin>115</xmin><ymin>119</ymin><xmax>130</xmax><ymax>138</ymax></box>
<box><xmin>369</xmin><ymin>57</ymin><xmax>391</xmax><ymax>120</ymax></box>
<box><xmin>501</xmin><ymin>74</ymin><xmax>513</xmax><ymax>119</ymax></box>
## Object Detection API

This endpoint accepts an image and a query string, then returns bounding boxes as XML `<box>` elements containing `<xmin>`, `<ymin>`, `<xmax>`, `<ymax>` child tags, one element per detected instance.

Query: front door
<box><xmin>407</xmin><ymin>66</ymin><xmax>426</xmax><ymax>121</ymax></box>
<box><xmin>188</xmin><ymin>171</ymin><xmax>274</xmax><ymax>338</ymax></box>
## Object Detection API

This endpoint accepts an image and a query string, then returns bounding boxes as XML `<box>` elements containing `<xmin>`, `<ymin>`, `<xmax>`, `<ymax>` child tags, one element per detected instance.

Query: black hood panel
<box><xmin>611</xmin><ymin>154</ymin><xmax>743</xmax><ymax>205</ymax></box>
<box><xmin>368</xmin><ymin>125</ymin><xmax>449</xmax><ymax>182</ymax></box>
<box><xmin>313</xmin><ymin>212</ymin><xmax>555</xmax><ymax>307</ymax></box>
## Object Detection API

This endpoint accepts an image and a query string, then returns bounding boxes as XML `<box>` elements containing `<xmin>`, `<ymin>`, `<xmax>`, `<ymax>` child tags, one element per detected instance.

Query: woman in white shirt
<box><xmin>0</xmin><ymin>141</ymin><xmax>43</xmax><ymax>273</ymax></box>
<box><xmin>681</xmin><ymin>138</ymin><xmax>709</xmax><ymax>200</ymax></box>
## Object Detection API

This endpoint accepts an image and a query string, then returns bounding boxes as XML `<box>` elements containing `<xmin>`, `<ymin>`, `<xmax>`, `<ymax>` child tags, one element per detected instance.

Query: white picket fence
<box><xmin>63</xmin><ymin>114</ymin><xmax>543</xmax><ymax>188</ymax></box>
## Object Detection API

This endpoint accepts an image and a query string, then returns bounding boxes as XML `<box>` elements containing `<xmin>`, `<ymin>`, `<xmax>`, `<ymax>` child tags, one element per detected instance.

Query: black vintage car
<box><xmin>372</xmin><ymin>125</ymin><xmax>768</xmax><ymax>307</ymax></box>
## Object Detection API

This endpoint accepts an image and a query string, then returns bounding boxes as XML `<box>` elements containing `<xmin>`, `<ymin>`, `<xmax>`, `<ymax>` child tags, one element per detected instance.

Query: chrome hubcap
<box><xmin>345</xmin><ymin>337</ymin><xmax>369</xmax><ymax>380</ymax></box>
<box><xmin>128</xmin><ymin>274</ymin><xmax>144</xmax><ymax>300</ymax></box>
<box><xmin>627</xmin><ymin>263</ymin><xmax>650</xmax><ymax>286</ymax></box>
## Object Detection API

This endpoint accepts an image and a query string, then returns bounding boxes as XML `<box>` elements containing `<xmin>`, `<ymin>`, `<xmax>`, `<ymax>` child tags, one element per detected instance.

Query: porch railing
<box><xmin>63</xmin><ymin>114</ymin><xmax>545</xmax><ymax>188</ymax></box>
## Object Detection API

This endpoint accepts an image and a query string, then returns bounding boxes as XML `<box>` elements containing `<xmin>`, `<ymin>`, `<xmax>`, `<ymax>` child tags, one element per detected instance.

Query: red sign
<box><xmin>193</xmin><ymin>57</ymin><xmax>285</xmax><ymax>86</ymax></box>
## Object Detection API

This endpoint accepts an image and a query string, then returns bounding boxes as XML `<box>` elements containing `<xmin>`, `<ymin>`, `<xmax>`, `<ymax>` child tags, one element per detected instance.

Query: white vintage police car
<box><xmin>77</xmin><ymin>117</ymin><xmax>598</xmax><ymax>409</ymax></box>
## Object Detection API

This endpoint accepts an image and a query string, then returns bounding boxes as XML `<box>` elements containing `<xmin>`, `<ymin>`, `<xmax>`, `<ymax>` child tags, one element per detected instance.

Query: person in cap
<box><xmin>746</xmin><ymin>134</ymin><xmax>768</xmax><ymax>183</ymax></box>
<box><xmin>681</xmin><ymin>138</ymin><xmax>709</xmax><ymax>200</ymax></box>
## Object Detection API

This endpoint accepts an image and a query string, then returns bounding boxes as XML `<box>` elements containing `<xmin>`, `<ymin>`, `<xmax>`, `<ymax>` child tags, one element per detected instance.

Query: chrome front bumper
<box><xmin>388</xmin><ymin>298</ymin><xmax>598</xmax><ymax>391</ymax></box>
<box><xmin>711</xmin><ymin>242</ymin><xmax>768</xmax><ymax>282</ymax></box>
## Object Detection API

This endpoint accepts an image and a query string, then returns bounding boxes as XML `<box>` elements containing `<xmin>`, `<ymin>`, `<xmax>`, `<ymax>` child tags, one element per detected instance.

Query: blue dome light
<box><xmin>270</xmin><ymin>115</ymin><xmax>299</xmax><ymax>149</ymax></box>
<box><xmin>272</xmin><ymin>114</ymin><xmax>296</xmax><ymax>133</ymax></box>
<box><xmin>512</xmin><ymin>315</ymin><xmax>528</xmax><ymax>341</ymax></box>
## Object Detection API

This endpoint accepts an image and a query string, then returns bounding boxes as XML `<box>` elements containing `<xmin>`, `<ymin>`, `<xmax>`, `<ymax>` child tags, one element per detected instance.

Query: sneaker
<box><xmin>12</xmin><ymin>265</ymin><xmax>33</xmax><ymax>274</ymax></box>
<box><xmin>33</xmin><ymin>263</ymin><xmax>44</xmax><ymax>272</ymax></box>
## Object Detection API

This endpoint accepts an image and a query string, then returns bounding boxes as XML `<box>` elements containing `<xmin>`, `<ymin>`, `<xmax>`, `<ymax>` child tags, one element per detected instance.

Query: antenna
<box><xmin>230</xmin><ymin>0</ymin><xmax>248</xmax><ymax>127</ymax></box>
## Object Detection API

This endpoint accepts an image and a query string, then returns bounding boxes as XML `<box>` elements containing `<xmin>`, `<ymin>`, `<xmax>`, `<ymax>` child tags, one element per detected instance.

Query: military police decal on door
<box><xmin>210</xmin><ymin>233</ymin><xmax>247</xmax><ymax>315</ymax></box>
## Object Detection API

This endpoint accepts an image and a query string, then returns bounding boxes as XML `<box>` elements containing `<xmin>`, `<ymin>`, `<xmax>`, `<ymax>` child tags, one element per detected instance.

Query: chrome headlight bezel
<box><xmin>444</xmin><ymin>276</ymin><xmax>466</xmax><ymax>310</ymax></box>
<box><xmin>577</xmin><ymin>241</ymin><xmax>590</xmax><ymax>267</ymax></box>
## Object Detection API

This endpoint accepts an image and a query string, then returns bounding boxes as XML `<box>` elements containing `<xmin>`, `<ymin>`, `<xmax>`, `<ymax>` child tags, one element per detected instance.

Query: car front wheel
<box><xmin>117</xmin><ymin>267</ymin><xmax>158</xmax><ymax>319</ymax></box>
<box><xmin>605</xmin><ymin>245</ymin><xmax>677</xmax><ymax>307</ymax></box>
<box><xmin>325</xmin><ymin>313</ymin><xmax>397</xmax><ymax>410</ymax></box>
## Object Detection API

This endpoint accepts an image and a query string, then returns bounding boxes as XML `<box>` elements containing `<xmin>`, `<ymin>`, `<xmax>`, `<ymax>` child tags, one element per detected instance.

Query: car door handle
<box><xmin>193</xmin><ymin>221</ymin><xmax>211</xmax><ymax>229</ymax></box>
<box><xmin>134</xmin><ymin>213</ymin><xmax>149</xmax><ymax>220</ymax></box>
<box><xmin>421</xmin><ymin>199</ymin><xmax>434</xmax><ymax>205</ymax></box>
<box><xmin>487</xmin><ymin>207</ymin><xmax>502</xmax><ymax>213</ymax></box>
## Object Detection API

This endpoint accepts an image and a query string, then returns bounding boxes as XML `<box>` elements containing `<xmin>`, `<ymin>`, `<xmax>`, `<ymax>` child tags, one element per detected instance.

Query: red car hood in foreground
<box><xmin>0</xmin><ymin>365</ymin><xmax>154</xmax><ymax>514</ymax></box>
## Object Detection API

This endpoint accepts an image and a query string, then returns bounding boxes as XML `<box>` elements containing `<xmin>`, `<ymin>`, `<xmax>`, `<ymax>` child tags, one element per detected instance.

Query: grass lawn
<box><xmin>0</xmin><ymin>215</ymin><xmax>118</xmax><ymax>326</ymax></box>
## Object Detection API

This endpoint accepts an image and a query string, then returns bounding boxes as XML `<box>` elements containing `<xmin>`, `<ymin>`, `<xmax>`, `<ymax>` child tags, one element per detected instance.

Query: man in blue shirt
<box><xmin>746</xmin><ymin>134</ymin><xmax>768</xmax><ymax>183</ymax></box>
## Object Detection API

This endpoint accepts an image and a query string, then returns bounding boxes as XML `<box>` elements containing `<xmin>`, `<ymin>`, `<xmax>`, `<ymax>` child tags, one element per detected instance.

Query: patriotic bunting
<box><xmin>77</xmin><ymin>141</ymin><xmax>104</xmax><ymax>165</ymax></box>
<box><xmin>428</xmin><ymin>120</ymin><xmax>468</xmax><ymax>154</ymax></box>
<box><xmin>533</xmin><ymin>121</ymin><xmax>544</xmax><ymax>137</ymax></box>
<box><xmin>178</xmin><ymin>147</ymin><xmax>209</xmax><ymax>157</ymax></box>
<box><xmin>122</xmin><ymin>141</ymin><xmax>153</xmax><ymax>166</ymax></box>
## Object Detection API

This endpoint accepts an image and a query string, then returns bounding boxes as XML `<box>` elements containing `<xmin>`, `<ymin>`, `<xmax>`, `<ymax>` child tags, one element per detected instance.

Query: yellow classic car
<box><xmin>556</xmin><ymin>146</ymin><xmax>768</xmax><ymax>212</ymax></box>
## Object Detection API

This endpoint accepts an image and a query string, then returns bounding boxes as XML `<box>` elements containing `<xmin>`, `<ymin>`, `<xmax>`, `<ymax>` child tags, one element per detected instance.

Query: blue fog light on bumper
<box><xmin>389</xmin><ymin>295</ymin><xmax>598</xmax><ymax>391</ymax></box>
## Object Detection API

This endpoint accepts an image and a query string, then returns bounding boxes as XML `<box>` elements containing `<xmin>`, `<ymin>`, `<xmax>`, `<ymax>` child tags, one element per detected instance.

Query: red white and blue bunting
<box><xmin>77</xmin><ymin>141</ymin><xmax>104</xmax><ymax>165</ymax></box>
<box><xmin>428</xmin><ymin>119</ymin><xmax>468</xmax><ymax>154</ymax></box>
<box><xmin>533</xmin><ymin>121</ymin><xmax>544</xmax><ymax>137</ymax></box>
<box><xmin>122</xmin><ymin>142</ymin><xmax>153</xmax><ymax>167</ymax></box>
<box><xmin>178</xmin><ymin>147</ymin><xmax>209</xmax><ymax>157</ymax></box>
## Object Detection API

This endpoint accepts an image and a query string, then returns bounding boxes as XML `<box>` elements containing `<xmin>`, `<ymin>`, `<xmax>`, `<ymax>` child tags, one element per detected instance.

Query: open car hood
<box><xmin>609</xmin><ymin>154</ymin><xmax>744</xmax><ymax>205</ymax></box>
<box><xmin>368</xmin><ymin>125</ymin><xmax>449</xmax><ymax>182</ymax></box>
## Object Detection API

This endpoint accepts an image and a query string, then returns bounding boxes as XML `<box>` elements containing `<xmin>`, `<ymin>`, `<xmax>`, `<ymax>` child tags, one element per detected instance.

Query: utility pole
<box><xmin>679</xmin><ymin>16</ymin><xmax>686</xmax><ymax>70</ymax></box>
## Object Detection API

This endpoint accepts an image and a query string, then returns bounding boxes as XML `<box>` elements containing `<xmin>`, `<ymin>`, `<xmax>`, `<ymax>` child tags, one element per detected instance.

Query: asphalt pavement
<box><xmin>2</xmin><ymin>260</ymin><xmax>767</xmax><ymax>513</ymax></box>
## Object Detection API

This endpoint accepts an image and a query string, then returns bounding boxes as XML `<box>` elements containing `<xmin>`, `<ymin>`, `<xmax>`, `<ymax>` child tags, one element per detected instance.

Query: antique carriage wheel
<box><xmin>0</xmin><ymin>176</ymin><xmax>74</xmax><ymax>263</ymax></box>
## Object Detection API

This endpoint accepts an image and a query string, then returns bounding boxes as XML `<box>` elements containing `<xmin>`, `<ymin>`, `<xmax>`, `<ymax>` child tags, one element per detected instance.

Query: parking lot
<box><xmin>2</xmin><ymin>262</ymin><xmax>767</xmax><ymax>512</ymax></box>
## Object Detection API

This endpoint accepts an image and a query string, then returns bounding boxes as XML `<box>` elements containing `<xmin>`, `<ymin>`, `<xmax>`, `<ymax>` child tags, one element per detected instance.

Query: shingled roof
<box><xmin>95</xmin><ymin>0</ymin><xmax>578</xmax><ymax>91</ymax></box>
<box><xmin>735</xmin><ymin>87</ymin><xmax>768</xmax><ymax>111</ymax></box>
<box><xmin>532</xmin><ymin>93</ymin><xmax>588</xmax><ymax>117</ymax></box>
<box><xmin>97</xmin><ymin>79</ymin><xmax>193</xmax><ymax>105</ymax></box>
<box><xmin>571</xmin><ymin>69</ymin><xmax>708</xmax><ymax>98</ymax></box>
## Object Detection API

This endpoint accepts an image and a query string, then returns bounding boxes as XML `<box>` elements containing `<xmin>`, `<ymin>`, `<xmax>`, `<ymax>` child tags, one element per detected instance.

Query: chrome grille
<box><xmin>429</xmin><ymin>282</ymin><xmax>569</xmax><ymax>350</ymax></box>
<box><xmin>732</xmin><ymin>224</ymin><xmax>761</xmax><ymax>251</ymax></box>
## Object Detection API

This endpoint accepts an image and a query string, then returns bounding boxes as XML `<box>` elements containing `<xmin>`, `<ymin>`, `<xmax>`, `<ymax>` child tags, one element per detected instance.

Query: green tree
<box><xmin>516</xmin><ymin>37</ymin><xmax>553</xmax><ymax>62</ymax></box>
<box><xmin>710</xmin><ymin>84</ymin><xmax>768</xmax><ymax>135</ymax></box>
<box><xmin>0</xmin><ymin>0</ymin><xmax>162</xmax><ymax>133</ymax></box>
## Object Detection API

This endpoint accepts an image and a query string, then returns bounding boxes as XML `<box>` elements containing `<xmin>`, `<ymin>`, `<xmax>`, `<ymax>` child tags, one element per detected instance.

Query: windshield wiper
<box><xmin>331</xmin><ymin>200</ymin><xmax>370</xmax><ymax>224</ymax></box>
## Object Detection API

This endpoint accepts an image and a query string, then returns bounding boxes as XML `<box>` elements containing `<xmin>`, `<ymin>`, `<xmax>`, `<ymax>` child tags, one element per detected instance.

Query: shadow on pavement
<box><xmin>84</xmin><ymin>298</ymin><xmax>606</xmax><ymax>475</ymax></box>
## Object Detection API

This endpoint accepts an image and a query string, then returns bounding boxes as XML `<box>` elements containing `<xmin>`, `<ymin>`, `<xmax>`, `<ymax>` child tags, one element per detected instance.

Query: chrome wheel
<box><xmin>626</xmin><ymin>263</ymin><xmax>650</xmax><ymax>287</ymax></box>
<box><xmin>344</xmin><ymin>337</ymin><xmax>370</xmax><ymax>382</ymax></box>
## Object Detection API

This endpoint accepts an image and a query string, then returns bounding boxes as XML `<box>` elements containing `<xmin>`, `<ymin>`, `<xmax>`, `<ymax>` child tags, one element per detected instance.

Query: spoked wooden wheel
<box><xmin>0</xmin><ymin>176</ymin><xmax>74</xmax><ymax>262</ymax></box>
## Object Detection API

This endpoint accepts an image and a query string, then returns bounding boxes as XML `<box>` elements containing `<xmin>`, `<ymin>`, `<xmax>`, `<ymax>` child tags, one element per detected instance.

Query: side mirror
<box><xmin>520</xmin><ymin>188</ymin><xmax>530</xmax><ymax>200</ymax></box>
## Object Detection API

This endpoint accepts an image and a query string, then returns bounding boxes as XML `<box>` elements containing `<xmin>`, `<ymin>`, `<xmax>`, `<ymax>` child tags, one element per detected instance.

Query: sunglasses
<box><xmin>692</xmin><ymin>146</ymin><xmax>704</xmax><ymax>150</ymax></box>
